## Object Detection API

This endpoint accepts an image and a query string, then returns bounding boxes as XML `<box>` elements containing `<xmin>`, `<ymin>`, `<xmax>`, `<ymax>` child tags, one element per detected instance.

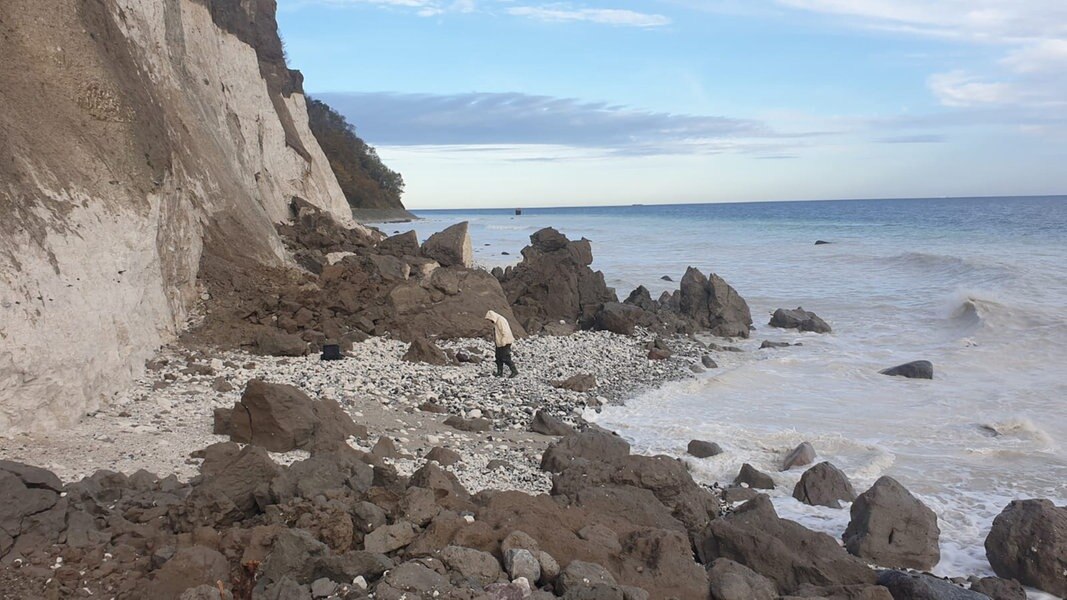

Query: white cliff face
<box><xmin>0</xmin><ymin>0</ymin><xmax>366</xmax><ymax>432</ymax></box>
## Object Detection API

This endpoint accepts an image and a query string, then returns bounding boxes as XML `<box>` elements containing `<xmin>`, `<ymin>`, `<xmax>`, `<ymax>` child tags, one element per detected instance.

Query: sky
<box><xmin>277</xmin><ymin>0</ymin><xmax>1067</xmax><ymax>208</ymax></box>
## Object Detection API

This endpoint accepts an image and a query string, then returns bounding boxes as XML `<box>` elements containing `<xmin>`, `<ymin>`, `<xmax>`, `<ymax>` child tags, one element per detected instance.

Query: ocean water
<box><xmin>400</xmin><ymin>196</ymin><xmax>1067</xmax><ymax>593</ymax></box>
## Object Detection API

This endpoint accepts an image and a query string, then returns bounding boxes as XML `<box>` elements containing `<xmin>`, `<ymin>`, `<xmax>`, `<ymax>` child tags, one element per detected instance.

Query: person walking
<box><xmin>485</xmin><ymin>310</ymin><xmax>518</xmax><ymax>378</ymax></box>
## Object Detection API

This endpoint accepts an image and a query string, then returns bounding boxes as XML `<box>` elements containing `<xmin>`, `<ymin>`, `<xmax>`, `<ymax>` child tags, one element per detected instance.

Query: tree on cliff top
<box><xmin>307</xmin><ymin>97</ymin><xmax>406</xmax><ymax>211</ymax></box>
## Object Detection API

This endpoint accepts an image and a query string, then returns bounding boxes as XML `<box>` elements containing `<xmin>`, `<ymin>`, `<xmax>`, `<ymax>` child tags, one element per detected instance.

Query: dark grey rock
<box><xmin>880</xmin><ymin>361</ymin><xmax>934</xmax><ymax>380</ymax></box>
<box><xmin>984</xmin><ymin>499</ymin><xmax>1067</xmax><ymax>597</ymax></box>
<box><xmin>793</xmin><ymin>462</ymin><xmax>857</xmax><ymax>508</ymax></box>
<box><xmin>782</xmin><ymin>442</ymin><xmax>817</xmax><ymax>470</ymax></box>
<box><xmin>844</xmin><ymin>477</ymin><xmax>941</xmax><ymax>570</ymax></box>
<box><xmin>687</xmin><ymin>440</ymin><xmax>723</xmax><ymax>458</ymax></box>
<box><xmin>876</xmin><ymin>570</ymin><xmax>990</xmax><ymax>600</ymax></box>
<box><xmin>734</xmin><ymin>463</ymin><xmax>775</xmax><ymax>490</ymax></box>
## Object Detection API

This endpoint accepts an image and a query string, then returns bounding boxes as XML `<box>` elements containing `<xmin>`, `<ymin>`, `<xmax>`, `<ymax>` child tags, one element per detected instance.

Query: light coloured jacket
<box><xmin>485</xmin><ymin>310</ymin><xmax>515</xmax><ymax>347</ymax></box>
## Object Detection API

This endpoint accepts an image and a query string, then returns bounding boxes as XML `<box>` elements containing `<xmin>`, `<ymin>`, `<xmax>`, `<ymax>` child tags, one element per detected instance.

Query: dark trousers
<box><xmin>495</xmin><ymin>344</ymin><xmax>515</xmax><ymax>370</ymax></box>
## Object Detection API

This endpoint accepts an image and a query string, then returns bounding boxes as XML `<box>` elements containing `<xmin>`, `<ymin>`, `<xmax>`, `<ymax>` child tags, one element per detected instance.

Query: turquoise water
<box><xmin>401</xmin><ymin>196</ymin><xmax>1067</xmax><ymax>590</ymax></box>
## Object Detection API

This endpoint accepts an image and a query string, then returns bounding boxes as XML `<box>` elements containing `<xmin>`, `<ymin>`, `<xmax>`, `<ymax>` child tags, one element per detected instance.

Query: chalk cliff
<box><xmin>0</xmin><ymin>0</ymin><xmax>372</xmax><ymax>431</ymax></box>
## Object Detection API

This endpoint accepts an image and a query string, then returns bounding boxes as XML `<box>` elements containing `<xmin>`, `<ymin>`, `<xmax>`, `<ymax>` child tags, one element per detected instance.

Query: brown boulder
<box><xmin>984</xmin><ymin>499</ymin><xmax>1066</xmax><ymax>597</ymax></box>
<box><xmin>552</xmin><ymin>373</ymin><xmax>598</xmax><ymax>392</ymax></box>
<box><xmin>388</xmin><ymin>267</ymin><xmax>525</xmax><ymax>341</ymax></box>
<box><xmin>378</xmin><ymin>230</ymin><xmax>420</xmax><ymax>257</ymax></box>
<box><xmin>255</xmin><ymin>328</ymin><xmax>308</xmax><ymax>356</ymax></box>
<box><xmin>401</xmin><ymin>337</ymin><xmax>450</xmax><ymax>366</ymax></box>
<box><xmin>541</xmin><ymin>430</ymin><xmax>631</xmax><ymax>473</ymax></box>
<box><xmin>677</xmin><ymin>267</ymin><xmax>752</xmax><ymax>338</ymax></box>
<box><xmin>226</xmin><ymin>379</ymin><xmax>365</xmax><ymax>453</ymax></box>
<box><xmin>792</xmin><ymin>462</ymin><xmax>856</xmax><ymax>509</ymax></box>
<box><xmin>700</xmin><ymin>495</ymin><xmax>876</xmax><ymax>593</ymax></box>
<box><xmin>770</xmin><ymin>307</ymin><xmax>832</xmax><ymax>334</ymax></box>
<box><xmin>843</xmin><ymin>477</ymin><xmax>940</xmax><ymax>571</ymax></box>
<box><xmin>422</xmin><ymin>222</ymin><xmax>472</xmax><ymax>268</ymax></box>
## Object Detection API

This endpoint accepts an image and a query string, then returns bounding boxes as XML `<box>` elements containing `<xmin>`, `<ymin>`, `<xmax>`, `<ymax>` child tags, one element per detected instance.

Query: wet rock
<box><xmin>880</xmin><ymin>361</ymin><xmax>934</xmax><ymax>380</ymax></box>
<box><xmin>770</xmin><ymin>307</ymin><xmax>832</xmax><ymax>334</ymax></box>
<box><xmin>760</xmin><ymin>340</ymin><xmax>795</xmax><ymax>349</ymax></box>
<box><xmin>552</xmin><ymin>373</ymin><xmax>598</xmax><ymax>392</ymax></box>
<box><xmin>702</xmin><ymin>355</ymin><xmax>718</xmax><ymax>368</ymax></box>
<box><xmin>540</xmin><ymin>430</ymin><xmax>631</xmax><ymax>473</ymax></box>
<box><xmin>687</xmin><ymin>440</ymin><xmax>723</xmax><ymax>458</ymax></box>
<box><xmin>984</xmin><ymin>498</ymin><xmax>1066</xmax><ymax>597</ymax></box>
<box><xmin>782</xmin><ymin>441</ymin><xmax>817</xmax><ymax>470</ymax></box>
<box><xmin>722</xmin><ymin>486</ymin><xmax>760</xmax><ymax>504</ymax></box>
<box><xmin>793</xmin><ymin>462</ymin><xmax>857</xmax><ymax>508</ymax></box>
<box><xmin>876</xmin><ymin>570</ymin><xmax>989</xmax><ymax>600</ymax></box>
<box><xmin>530</xmin><ymin>410</ymin><xmax>577</xmax><ymax>437</ymax></box>
<box><xmin>734</xmin><ymin>463</ymin><xmax>775</xmax><ymax>490</ymax></box>
<box><xmin>844</xmin><ymin>477</ymin><xmax>941</xmax><ymax>570</ymax></box>
<box><xmin>422</xmin><ymin>222</ymin><xmax>472</xmax><ymax>268</ymax></box>
<box><xmin>677</xmin><ymin>267</ymin><xmax>753</xmax><ymax>338</ymax></box>
<box><xmin>967</xmin><ymin>576</ymin><xmax>1025</xmax><ymax>600</ymax></box>
<box><xmin>401</xmin><ymin>337</ymin><xmax>450</xmax><ymax>366</ymax></box>
<box><xmin>815</xmin><ymin>240</ymin><xmax>832</xmax><ymax>245</ymax></box>
<box><xmin>256</xmin><ymin>329</ymin><xmax>308</xmax><ymax>357</ymax></box>
<box><xmin>700</xmin><ymin>495</ymin><xmax>876</xmax><ymax>593</ymax></box>
<box><xmin>707</xmin><ymin>557</ymin><xmax>776</xmax><ymax>600</ymax></box>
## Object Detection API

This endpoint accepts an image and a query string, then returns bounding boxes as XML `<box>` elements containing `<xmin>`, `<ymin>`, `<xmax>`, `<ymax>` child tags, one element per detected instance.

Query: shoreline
<box><xmin>0</xmin><ymin>330</ymin><xmax>706</xmax><ymax>489</ymax></box>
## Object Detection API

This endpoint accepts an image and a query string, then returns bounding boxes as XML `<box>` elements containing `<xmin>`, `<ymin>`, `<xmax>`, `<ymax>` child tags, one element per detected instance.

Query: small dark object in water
<box><xmin>815</xmin><ymin>240</ymin><xmax>831</xmax><ymax>245</ymax></box>
<box><xmin>661</xmin><ymin>275</ymin><xmax>673</xmax><ymax>282</ymax></box>
<box><xmin>320</xmin><ymin>344</ymin><xmax>343</xmax><ymax>361</ymax></box>
<box><xmin>880</xmin><ymin>360</ymin><xmax>933</xmax><ymax>379</ymax></box>
<box><xmin>515</xmin><ymin>208</ymin><xmax>523</xmax><ymax>215</ymax></box>
<box><xmin>502</xmin><ymin>251</ymin><xmax>510</xmax><ymax>255</ymax></box>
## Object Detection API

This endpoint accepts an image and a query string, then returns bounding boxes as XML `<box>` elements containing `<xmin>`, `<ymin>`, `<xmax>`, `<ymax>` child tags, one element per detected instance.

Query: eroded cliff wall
<box><xmin>0</xmin><ymin>0</ymin><xmax>367</xmax><ymax>431</ymax></box>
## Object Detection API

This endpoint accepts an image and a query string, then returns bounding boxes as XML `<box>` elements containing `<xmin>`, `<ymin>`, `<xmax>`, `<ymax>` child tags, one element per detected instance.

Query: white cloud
<box><xmin>1001</xmin><ymin>39</ymin><xmax>1067</xmax><ymax>73</ymax></box>
<box><xmin>927</xmin><ymin>71</ymin><xmax>1017</xmax><ymax>107</ymax></box>
<box><xmin>506</xmin><ymin>6</ymin><xmax>671</xmax><ymax>27</ymax></box>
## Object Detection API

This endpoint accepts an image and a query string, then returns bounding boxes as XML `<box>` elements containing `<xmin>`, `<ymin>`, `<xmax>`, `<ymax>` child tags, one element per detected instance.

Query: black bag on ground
<box><xmin>321</xmin><ymin>344</ymin><xmax>342</xmax><ymax>361</ymax></box>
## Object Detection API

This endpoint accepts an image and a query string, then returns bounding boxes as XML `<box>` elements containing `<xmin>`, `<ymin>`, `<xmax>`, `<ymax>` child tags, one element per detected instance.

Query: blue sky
<box><xmin>278</xmin><ymin>1</ymin><xmax>1067</xmax><ymax>208</ymax></box>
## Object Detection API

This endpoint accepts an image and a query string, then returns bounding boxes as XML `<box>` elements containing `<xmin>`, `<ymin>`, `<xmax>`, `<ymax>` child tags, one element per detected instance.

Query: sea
<box><xmin>401</xmin><ymin>196</ymin><xmax>1067</xmax><ymax>594</ymax></box>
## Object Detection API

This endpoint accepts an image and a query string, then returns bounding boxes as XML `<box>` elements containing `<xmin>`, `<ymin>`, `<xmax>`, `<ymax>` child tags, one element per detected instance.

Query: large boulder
<box><xmin>530</xmin><ymin>411</ymin><xmax>577</xmax><ymax>437</ymax></box>
<box><xmin>180</xmin><ymin>444</ymin><xmax>280</xmax><ymax>526</ymax></box>
<box><xmin>378</xmin><ymin>230</ymin><xmax>420</xmax><ymax>257</ymax></box>
<box><xmin>0</xmin><ymin>461</ymin><xmax>64</xmax><ymax>560</ymax></box>
<box><xmin>734</xmin><ymin>464</ymin><xmax>775</xmax><ymax>490</ymax></box>
<box><xmin>843</xmin><ymin>477</ymin><xmax>940</xmax><ymax>570</ymax></box>
<box><xmin>687</xmin><ymin>440</ymin><xmax>723</xmax><ymax>459</ymax></box>
<box><xmin>500</xmin><ymin>228</ymin><xmax>617</xmax><ymax>333</ymax></box>
<box><xmin>225</xmin><ymin>379</ymin><xmax>365</xmax><ymax>453</ymax></box>
<box><xmin>677</xmin><ymin>267</ymin><xmax>752</xmax><ymax>338</ymax></box>
<box><xmin>699</xmin><ymin>495</ymin><xmax>876</xmax><ymax>593</ymax></box>
<box><xmin>594</xmin><ymin>303</ymin><xmax>645</xmax><ymax>336</ymax></box>
<box><xmin>782</xmin><ymin>442</ymin><xmax>817</xmax><ymax>470</ymax></box>
<box><xmin>984</xmin><ymin>499</ymin><xmax>1067</xmax><ymax>597</ymax></box>
<box><xmin>706</xmin><ymin>558</ymin><xmax>776</xmax><ymax>600</ymax></box>
<box><xmin>387</xmin><ymin>267</ymin><xmax>526</xmax><ymax>341</ymax></box>
<box><xmin>255</xmin><ymin>328</ymin><xmax>308</xmax><ymax>357</ymax></box>
<box><xmin>880</xmin><ymin>361</ymin><xmax>934</xmax><ymax>380</ymax></box>
<box><xmin>769</xmin><ymin>307</ymin><xmax>832</xmax><ymax>334</ymax></box>
<box><xmin>421</xmin><ymin>222</ymin><xmax>472</xmax><ymax>268</ymax></box>
<box><xmin>541</xmin><ymin>430</ymin><xmax>631</xmax><ymax>473</ymax></box>
<box><xmin>792</xmin><ymin>462</ymin><xmax>856</xmax><ymax>509</ymax></box>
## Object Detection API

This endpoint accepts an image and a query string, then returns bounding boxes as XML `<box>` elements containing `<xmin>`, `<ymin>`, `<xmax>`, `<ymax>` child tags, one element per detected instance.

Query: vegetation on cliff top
<box><xmin>307</xmin><ymin>97</ymin><xmax>406</xmax><ymax>212</ymax></box>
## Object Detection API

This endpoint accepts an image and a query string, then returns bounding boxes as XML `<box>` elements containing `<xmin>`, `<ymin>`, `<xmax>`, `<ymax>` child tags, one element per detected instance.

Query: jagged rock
<box><xmin>530</xmin><ymin>410</ymin><xmax>577</xmax><ymax>436</ymax></box>
<box><xmin>595</xmin><ymin>303</ymin><xmax>644</xmax><ymax>336</ymax></box>
<box><xmin>876</xmin><ymin>571</ymin><xmax>989</xmax><ymax>600</ymax></box>
<box><xmin>388</xmin><ymin>268</ymin><xmax>525</xmax><ymax>341</ymax></box>
<box><xmin>402</xmin><ymin>337</ymin><xmax>450</xmax><ymax>366</ymax></box>
<box><xmin>421</xmin><ymin>222</ymin><xmax>472</xmax><ymax>268</ymax></box>
<box><xmin>967</xmin><ymin>577</ymin><xmax>1025</xmax><ymax>600</ymax></box>
<box><xmin>793</xmin><ymin>462</ymin><xmax>857</xmax><ymax>508</ymax></box>
<box><xmin>687</xmin><ymin>440</ymin><xmax>723</xmax><ymax>458</ymax></box>
<box><xmin>880</xmin><ymin>361</ymin><xmax>934</xmax><ymax>380</ymax></box>
<box><xmin>540</xmin><ymin>430</ymin><xmax>631</xmax><ymax>473</ymax></box>
<box><xmin>226</xmin><ymin>380</ymin><xmax>364</xmax><ymax>453</ymax></box>
<box><xmin>0</xmin><ymin>462</ymin><xmax>63</xmax><ymax>559</ymax></box>
<box><xmin>702</xmin><ymin>355</ymin><xmax>718</xmax><ymax>368</ymax></box>
<box><xmin>700</xmin><ymin>495</ymin><xmax>876</xmax><ymax>593</ymax></box>
<box><xmin>372</xmin><ymin>435</ymin><xmax>399</xmax><ymax>458</ymax></box>
<box><xmin>707</xmin><ymin>558</ymin><xmax>776</xmax><ymax>600</ymax></box>
<box><xmin>425</xmin><ymin>446</ymin><xmax>462</xmax><ymax>466</ymax></box>
<box><xmin>734</xmin><ymin>464</ymin><xmax>775</xmax><ymax>490</ymax></box>
<box><xmin>843</xmin><ymin>477</ymin><xmax>941</xmax><ymax>570</ymax></box>
<box><xmin>624</xmin><ymin>286</ymin><xmax>656</xmax><ymax>312</ymax></box>
<box><xmin>782</xmin><ymin>442</ymin><xmax>817</xmax><ymax>470</ymax></box>
<box><xmin>180</xmin><ymin>444</ymin><xmax>280</xmax><ymax>527</ymax></box>
<box><xmin>505</xmin><ymin>549</ymin><xmax>542</xmax><ymax>583</ymax></box>
<box><xmin>378</xmin><ymin>230</ymin><xmax>420</xmax><ymax>257</ymax></box>
<box><xmin>256</xmin><ymin>329</ymin><xmax>308</xmax><ymax>357</ymax></box>
<box><xmin>722</xmin><ymin>486</ymin><xmax>760</xmax><ymax>504</ymax></box>
<box><xmin>770</xmin><ymin>307</ymin><xmax>832</xmax><ymax>334</ymax></box>
<box><xmin>364</xmin><ymin>522</ymin><xmax>417</xmax><ymax>554</ymax></box>
<box><xmin>677</xmin><ymin>267</ymin><xmax>752</xmax><ymax>338</ymax></box>
<box><xmin>268</xmin><ymin>451</ymin><xmax>374</xmax><ymax>504</ymax></box>
<box><xmin>552</xmin><ymin>374</ymin><xmax>598</xmax><ymax>392</ymax></box>
<box><xmin>500</xmin><ymin>228</ymin><xmax>617</xmax><ymax>333</ymax></box>
<box><xmin>148</xmin><ymin>546</ymin><xmax>230</xmax><ymax>598</ymax></box>
<box><xmin>984</xmin><ymin>499</ymin><xmax>1066</xmax><ymax>597</ymax></box>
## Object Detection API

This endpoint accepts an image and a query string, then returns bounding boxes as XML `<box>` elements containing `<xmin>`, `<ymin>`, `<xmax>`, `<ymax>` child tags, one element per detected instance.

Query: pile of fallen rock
<box><xmin>2</xmin><ymin>393</ymin><xmax>1064</xmax><ymax>600</ymax></box>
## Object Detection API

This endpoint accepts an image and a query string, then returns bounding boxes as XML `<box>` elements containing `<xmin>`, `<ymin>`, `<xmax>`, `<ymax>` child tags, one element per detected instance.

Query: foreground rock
<box><xmin>880</xmin><ymin>361</ymin><xmax>934</xmax><ymax>380</ymax></box>
<box><xmin>792</xmin><ymin>462</ymin><xmax>856</xmax><ymax>509</ymax></box>
<box><xmin>876</xmin><ymin>571</ymin><xmax>989</xmax><ymax>600</ymax></box>
<box><xmin>769</xmin><ymin>307</ymin><xmax>832</xmax><ymax>334</ymax></box>
<box><xmin>984</xmin><ymin>499</ymin><xmax>1067</xmax><ymax>597</ymax></box>
<box><xmin>843</xmin><ymin>477</ymin><xmax>941</xmax><ymax>570</ymax></box>
<box><xmin>215</xmin><ymin>379</ymin><xmax>366</xmax><ymax>453</ymax></box>
<box><xmin>700</xmin><ymin>495</ymin><xmax>877</xmax><ymax>593</ymax></box>
<box><xmin>687</xmin><ymin>440</ymin><xmax>723</xmax><ymax>458</ymax></box>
